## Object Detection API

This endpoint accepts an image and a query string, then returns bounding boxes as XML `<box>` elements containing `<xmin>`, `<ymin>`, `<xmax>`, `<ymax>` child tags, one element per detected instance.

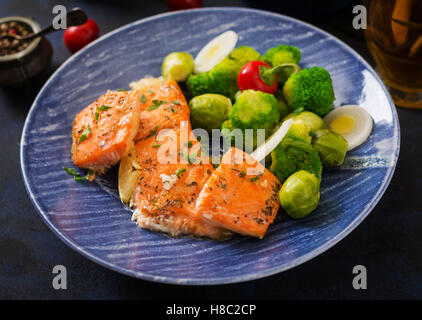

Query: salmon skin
<box><xmin>127</xmin><ymin>79</ymin><xmax>231</xmax><ymax>240</ymax></box>
<box><xmin>196</xmin><ymin>147</ymin><xmax>281</xmax><ymax>239</ymax></box>
<box><xmin>71</xmin><ymin>90</ymin><xmax>141</xmax><ymax>174</ymax></box>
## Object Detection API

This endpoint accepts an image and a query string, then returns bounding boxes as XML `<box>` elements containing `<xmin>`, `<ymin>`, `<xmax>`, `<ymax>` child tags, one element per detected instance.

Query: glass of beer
<box><xmin>364</xmin><ymin>0</ymin><xmax>422</xmax><ymax>108</ymax></box>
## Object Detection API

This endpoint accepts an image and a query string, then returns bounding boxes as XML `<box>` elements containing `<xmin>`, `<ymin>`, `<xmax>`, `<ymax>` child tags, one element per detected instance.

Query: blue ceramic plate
<box><xmin>21</xmin><ymin>8</ymin><xmax>400</xmax><ymax>285</ymax></box>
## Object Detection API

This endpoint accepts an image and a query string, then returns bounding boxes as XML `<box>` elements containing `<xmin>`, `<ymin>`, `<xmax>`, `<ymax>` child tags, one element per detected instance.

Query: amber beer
<box><xmin>364</xmin><ymin>0</ymin><xmax>422</xmax><ymax>108</ymax></box>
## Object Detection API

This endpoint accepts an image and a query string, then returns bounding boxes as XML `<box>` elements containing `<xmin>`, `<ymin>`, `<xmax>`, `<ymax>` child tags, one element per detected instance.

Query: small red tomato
<box><xmin>63</xmin><ymin>18</ymin><xmax>99</xmax><ymax>53</ymax></box>
<box><xmin>167</xmin><ymin>0</ymin><xmax>202</xmax><ymax>10</ymax></box>
<box><xmin>237</xmin><ymin>60</ymin><xmax>278</xmax><ymax>94</ymax></box>
<box><xmin>8</xmin><ymin>29</ymin><xmax>17</xmax><ymax>35</ymax></box>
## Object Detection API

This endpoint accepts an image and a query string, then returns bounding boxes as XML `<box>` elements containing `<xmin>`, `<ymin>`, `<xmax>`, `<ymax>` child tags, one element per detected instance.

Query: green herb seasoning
<box><xmin>95</xmin><ymin>105</ymin><xmax>112</xmax><ymax>123</ymax></box>
<box><xmin>250</xmin><ymin>176</ymin><xmax>260</xmax><ymax>183</ymax></box>
<box><xmin>188</xmin><ymin>153</ymin><xmax>197</xmax><ymax>164</ymax></box>
<box><xmin>181</xmin><ymin>149</ymin><xmax>189</xmax><ymax>162</ymax></box>
<box><xmin>63</xmin><ymin>167</ymin><xmax>93</xmax><ymax>182</ymax></box>
<box><xmin>117</xmin><ymin>89</ymin><xmax>127</xmax><ymax>92</ymax></box>
<box><xmin>176</xmin><ymin>168</ymin><xmax>186</xmax><ymax>177</ymax></box>
<box><xmin>185</xmin><ymin>141</ymin><xmax>193</xmax><ymax>148</ymax></box>
<box><xmin>79</xmin><ymin>125</ymin><xmax>91</xmax><ymax>143</ymax></box>
<box><xmin>147</xmin><ymin>100</ymin><xmax>167</xmax><ymax>111</ymax></box>
<box><xmin>147</xmin><ymin>90</ymin><xmax>153</xmax><ymax>95</ymax></box>
<box><xmin>146</xmin><ymin>125</ymin><xmax>159</xmax><ymax>138</ymax></box>
<box><xmin>172</xmin><ymin>99</ymin><xmax>181</xmax><ymax>105</ymax></box>
<box><xmin>140</xmin><ymin>93</ymin><xmax>147</xmax><ymax>103</ymax></box>
<box><xmin>152</xmin><ymin>144</ymin><xmax>160</xmax><ymax>148</ymax></box>
<box><xmin>239</xmin><ymin>170</ymin><xmax>246</xmax><ymax>178</ymax></box>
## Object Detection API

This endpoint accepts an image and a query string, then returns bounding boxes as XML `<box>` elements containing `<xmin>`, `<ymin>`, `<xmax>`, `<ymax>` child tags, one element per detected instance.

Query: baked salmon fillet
<box><xmin>131</xmin><ymin>125</ymin><xmax>230</xmax><ymax>240</ymax></box>
<box><xmin>120</xmin><ymin>79</ymin><xmax>230</xmax><ymax>240</ymax></box>
<box><xmin>195</xmin><ymin>147</ymin><xmax>281</xmax><ymax>239</ymax></box>
<box><xmin>71</xmin><ymin>90</ymin><xmax>141</xmax><ymax>174</ymax></box>
<box><xmin>130</xmin><ymin>78</ymin><xmax>190</xmax><ymax>141</ymax></box>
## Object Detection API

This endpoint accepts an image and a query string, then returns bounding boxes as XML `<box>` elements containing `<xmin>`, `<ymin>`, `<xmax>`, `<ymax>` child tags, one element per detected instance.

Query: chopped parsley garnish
<box><xmin>63</xmin><ymin>167</ymin><xmax>94</xmax><ymax>182</ymax></box>
<box><xmin>180</xmin><ymin>149</ymin><xmax>196</xmax><ymax>164</ymax></box>
<box><xmin>185</xmin><ymin>141</ymin><xmax>193</xmax><ymax>148</ymax></box>
<box><xmin>147</xmin><ymin>90</ymin><xmax>153</xmax><ymax>95</ymax></box>
<box><xmin>176</xmin><ymin>168</ymin><xmax>186</xmax><ymax>177</ymax></box>
<box><xmin>146</xmin><ymin>125</ymin><xmax>159</xmax><ymax>138</ymax></box>
<box><xmin>147</xmin><ymin>100</ymin><xmax>167</xmax><ymax>111</ymax></box>
<box><xmin>117</xmin><ymin>89</ymin><xmax>127</xmax><ymax>92</ymax></box>
<box><xmin>250</xmin><ymin>176</ymin><xmax>260</xmax><ymax>182</ymax></box>
<box><xmin>95</xmin><ymin>105</ymin><xmax>112</xmax><ymax>123</ymax></box>
<box><xmin>78</xmin><ymin>125</ymin><xmax>91</xmax><ymax>143</ymax></box>
<box><xmin>188</xmin><ymin>153</ymin><xmax>197</xmax><ymax>164</ymax></box>
<box><xmin>172</xmin><ymin>99</ymin><xmax>181</xmax><ymax>105</ymax></box>
<box><xmin>181</xmin><ymin>149</ymin><xmax>189</xmax><ymax>162</ymax></box>
<box><xmin>239</xmin><ymin>170</ymin><xmax>246</xmax><ymax>178</ymax></box>
<box><xmin>140</xmin><ymin>93</ymin><xmax>147</xmax><ymax>103</ymax></box>
<box><xmin>152</xmin><ymin>144</ymin><xmax>160</xmax><ymax>148</ymax></box>
<box><xmin>169</xmin><ymin>106</ymin><xmax>176</xmax><ymax>113</ymax></box>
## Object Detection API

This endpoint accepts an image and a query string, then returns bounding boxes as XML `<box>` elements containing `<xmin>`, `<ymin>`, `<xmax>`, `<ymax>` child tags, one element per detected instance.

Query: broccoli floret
<box><xmin>229</xmin><ymin>90</ymin><xmax>280</xmax><ymax>133</ymax></box>
<box><xmin>283</xmin><ymin>66</ymin><xmax>335</xmax><ymax>117</ymax></box>
<box><xmin>186</xmin><ymin>46</ymin><xmax>260</xmax><ymax>100</ymax></box>
<box><xmin>263</xmin><ymin>44</ymin><xmax>301</xmax><ymax>66</ymax></box>
<box><xmin>270</xmin><ymin>137</ymin><xmax>322</xmax><ymax>183</ymax></box>
<box><xmin>262</xmin><ymin>44</ymin><xmax>301</xmax><ymax>83</ymax></box>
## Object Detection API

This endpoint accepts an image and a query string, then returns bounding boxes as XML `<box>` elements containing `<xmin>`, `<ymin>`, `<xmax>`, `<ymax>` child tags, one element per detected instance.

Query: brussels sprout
<box><xmin>283</xmin><ymin>111</ymin><xmax>324</xmax><ymax>132</ymax></box>
<box><xmin>189</xmin><ymin>94</ymin><xmax>232</xmax><ymax>132</ymax></box>
<box><xmin>279</xmin><ymin>170</ymin><xmax>320</xmax><ymax>219</ymax></box>
<box><xmin>312</xmin><ymin>129</ymin><xmax>348</xmax><ymax>167</ymax></box>
<box><xmin>162</xmin><ymin>52</ymin><xmax>194</xmax><ymax>81</ymax></box>
<box><xmin>270</xmin><ymin>137</ymin><xmax>322</xmax><ymax>183</ymax></box>
<box><xmin>285</xmin><ymin>119</ymin><xmax>311</xmax><ymax>143</ymax></box>
<box><xmin>294</xmin><ymin>111</ymin><xmax>324</xmax><ymax>132</ymax></box>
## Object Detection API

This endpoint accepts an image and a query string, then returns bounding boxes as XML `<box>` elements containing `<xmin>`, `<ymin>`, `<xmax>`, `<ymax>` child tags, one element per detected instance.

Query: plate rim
<box><xmin>20</xmin><ymin>7</ymin><xmax>400</xmax><ymax>285</ymax></box>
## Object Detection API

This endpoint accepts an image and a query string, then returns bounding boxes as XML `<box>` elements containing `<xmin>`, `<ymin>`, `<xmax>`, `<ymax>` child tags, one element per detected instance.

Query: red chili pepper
<box><xmin>237</xmin><ymin>61</ymin><xmax>278</xmax><ymax>94</ymax></box>
<box><xmin>237</xmin><ymin>61</ymin><xmax>302</xmax><ymax>94</ymax></box>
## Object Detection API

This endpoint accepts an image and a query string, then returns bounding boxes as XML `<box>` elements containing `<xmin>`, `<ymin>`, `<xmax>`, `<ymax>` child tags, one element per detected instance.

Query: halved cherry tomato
<box><xmin>63</xmin><ymin>18</ymin><xmax>99</xmax><ymax>53</ymax></box>
<box><xmin>237</xmin><ymin>61</ymin><xmax>278</xmax><ymax>94</ymax></box>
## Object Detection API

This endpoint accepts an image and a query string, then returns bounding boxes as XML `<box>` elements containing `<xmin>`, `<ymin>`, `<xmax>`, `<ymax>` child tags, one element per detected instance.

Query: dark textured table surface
<box><xmin>1</xmin><ymin>0</ymin><xmax>421</xmax><ymax>300</ymax></box>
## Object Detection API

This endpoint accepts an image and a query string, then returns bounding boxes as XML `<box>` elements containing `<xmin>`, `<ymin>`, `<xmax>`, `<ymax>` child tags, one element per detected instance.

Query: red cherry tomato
<box><xmin>237</xmin><ymin>61</ymin><xmax>278</xmax><ymax>94</ymax></box>
<box><xmin>63</xmin><ymin>19</ymin><xmax>100</xmax><ymax>53</ymax></box>
<box><xmin>167</xmin><ymin>0</ymin><xmax>202</xmax><ymax>10</ymax></box>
